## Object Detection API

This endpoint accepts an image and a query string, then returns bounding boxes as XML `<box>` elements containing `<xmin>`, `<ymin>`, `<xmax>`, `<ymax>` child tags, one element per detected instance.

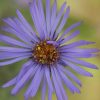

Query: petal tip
<box><xmin>11</xmin><ymin>91</ymin><xmax>16</xmax><ymax>96</ymax></box>
<box><xmin>89</xmin><ymin>74</ymin><xmax>93</xmax><ymax>77</ymax></box>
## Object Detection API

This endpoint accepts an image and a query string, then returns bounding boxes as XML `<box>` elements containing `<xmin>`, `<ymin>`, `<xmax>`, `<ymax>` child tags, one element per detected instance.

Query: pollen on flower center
<box><xmin>32</xmin><ymin>41</ymin><xmax>59</xmax><ymax>65</ymax></box>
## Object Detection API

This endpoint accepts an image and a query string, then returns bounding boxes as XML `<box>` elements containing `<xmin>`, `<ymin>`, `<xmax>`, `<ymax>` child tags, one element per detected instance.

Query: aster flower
<box><xmin>0</xmin><ymin>0</ymin><xmax>99</xmax><ymax>100</ymax></box>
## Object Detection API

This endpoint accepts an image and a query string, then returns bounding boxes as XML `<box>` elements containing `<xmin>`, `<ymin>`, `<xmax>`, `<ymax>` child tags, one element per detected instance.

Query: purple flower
<box><xmin>0</xmin><ymin>0</ymin><xmax>99</xmax><ymax>100</ymax></box>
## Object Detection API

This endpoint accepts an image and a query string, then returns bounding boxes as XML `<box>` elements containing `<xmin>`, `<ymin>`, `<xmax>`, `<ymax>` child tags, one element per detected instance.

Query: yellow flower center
<box><xmin>32</xmin><ymin>41</ymin><xmax>59</xmax><ymax>65</ymax></box>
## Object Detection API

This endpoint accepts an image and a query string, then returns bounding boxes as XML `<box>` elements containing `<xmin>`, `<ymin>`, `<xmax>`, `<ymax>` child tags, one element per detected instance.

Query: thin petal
<box><xmin>54</xmin><ymin>67</ymin><xmax>68</xmax><ymax>100</ymax></box>
<box><xmin>51</xmin><ymin>0</ymin><xmax>57</xmax><ymax>30</ymax></box>
<box><xmin>34</xmin><ymin>0</ymin><xmax>46</xmax><ymax>39</ymax></box>
<box><xmin>58</xmin><ymin>67</ymin><xmax>80</xmax><ymax>93</ymax></box>
<box><xmin>45</xmin><ymin>67</ymin><xmax>53</xmax><ymax>92</ymax></box>
<box><xmin>58</xmin><ymin>22</ymin><xmax>81</xmax><ymax>41</ymax></box>
<box><xmin>60</xmin><ymin>48</ymin><xmax>99</xmax><ymax>53</ymax></box>
<box><xmin>30</xmin><ymin>1</ymin><xmax>44</xmax><ymax>39</ymax></box>
<box><xmin>31</xmin><ymin>67</ymin><xmax>44</xmax><ymax>97</ymax></box>
<box><xmin>65</xmin><ymin>57</ymin><xmax>98</xmax><ymax>69</ymax></box>
<box><xmin>24</xmin><ymin>66</ymin><xmax>43</xmax><ymax>98</ymax></box>
<box><xmin>58</xmin><ymin>65</ymin><xmax>81</xmax><ymax>86</ymax></box>
<box><xmin>60</xmin><ymin>40</ymin><xmax>95</xmax><ymax>49</ymax></box>
<box><xmin>50</xmin><ymin>2</ymin><xmax>66</xmax><ymax>39</ymax></box>
<box><xmin>24</xmin><ymin>65</ymin><xmax>40</xmax><ymax>99</ymax></box>
<box><xmin>2</xmin><ymin>26</ymin><xmax>31</xmax><ymax>44</ymax></box>
<box><xmin>0</xmin><ymin>52</ymin><xmax>31</xmax><ymax>60</ymax></box>
<box><xmin>47</xmin><ymin>41</ymin><xmax>59</xmax><ymax>47</ymax></box>
<box><xmin>0</xmin><ymin>46</ymin><xmax>31</xmax><ymax>52</ymax></box>
<box><xmin>38</xmin><ymin>0</ymin><xmax>46</xmax><ymax>27</ymax></box>
<box><xmin>38</xmin><ymin>0</ymin><xmax>47</xmax><ymax>38</ymax></box>
<box><xmin>0</xmin><ymin>55</ymin><xmax>30</xmax><ymax>66</ymax></box>
<box><xmin>74</xmin><ymin>48</ymin><xmax>99</xmax><ymax>53</ymax></box>
<box><xmin>51</xmin><ymin>67</ymin><xmax>63</xmax><ymax>100</ymax></box>
<box><xmin>48</xmin><ymin>90</ymin><xmax>52</xmax><ymax>100</ymax></box>
<box><xmin>41</xmin><ymin>75</ymin><xmax>47</xmax><ymax>100</ymax></box>
<box><xmin>0</xmin><ymin>34</ymin><xmax>31</xmax><ymax>48</ymax></box>
<box><xmin>30</xmin><ymin>3</ymin><xmax>42</xmax><ymax>38</ymax></box>
<box><xmin>56</xmin><ymin>7</ymin><xmax>70</xmax><ymax>33</ymax></box>
<box><xmin>3</xmin><ymin>18</ymin><xmax>33</xmax><ymax>44</ymax></box>
<box><xmin>2</xmin><ymin>77</ymin><xmax>17</xmax><ymax>88</ymax></box>
<box><xmin>17</xmin><ymin>60</ymin><xmax>33</xmax><ymax>81</ymax></box>
<box><xmin>61</xmin><ymin>52</ymin><xmax>96</xmax><ymax>58</ymax></box>
<box><xmin>46</xmin><ymin>0</ymin><xmax>51</xmax><ymax>35</ymax></box>
<box><xmin>60</xmin><ymin>30</ymin><xmax>80</xmax><ymax>44</ymax></box>
<box><xmin>11</xmin><ymin>67</ymin><xmax>34</xmax><ymax>95</ymax></box>
<box><xmin>62</xmin><ymin>59</ymin><xmax>93</xmax><ymax>77</ymax></box>
<box><xmin>13</xmin><ymin>17</ymin><xmax>36</xmax><ymax>43</ymax></box>
<box><xmin>54</xmin><ymin>7</ymin><xmax>70</xmax><ymax>39</ymax></box>
<box><xmin>3</xmin><ymin>18</ymin><xmax>19</xmax><ymax>31</ymax></box>
<box><xmin>16</xmin><ymin>9</ymin><xmax>37</xmax><ymax>38</ymax></box>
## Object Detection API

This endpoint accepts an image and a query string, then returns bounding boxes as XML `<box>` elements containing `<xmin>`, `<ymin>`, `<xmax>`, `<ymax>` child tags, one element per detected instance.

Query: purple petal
<box><xmin>24</xmin><ymin>65</ymin><xmax>40</xmax><ymax>99</ymax></box>
<box><xmin>54</xmin><ymin>7</ymin><xmax>70</xmax><ymax>39</ymax></box>
<box><xmin>58</xmin><ymin>67</ymin><xmax>80</xmax><ymax>93</ymax></box>
<box><xmin>38</xmin><ymin>0</ymin><xmax>46</xmax><ymax>28</ymax></box>
<box><xmin>58</xmin><ymin>65</ymin><xmax>81</xmax><ymax>86</ymax></box>
<box><xmin>58</xmin><ymin>22</ymin><xmax>81</xmax><ymax>41</ymax></box>
<box><xmin>2</xmin><ymin>77</ymin><xmax>17</xmax><ymax>88</ymax></box>
<box><xmin>65</xmin><ymin>57</ymin><xmax>98</xmax><ymax>69</ymax></box>
<box><xmin>3</xmin><ymin>18</ymin><xmax>19</xmax><ymax>30</ymax></box>
<box><xmin>24</xmin><ymin>66</ymin><xmax>43</xmax><ymax>98</ymax></box>
<box><xmin>51</xmin><ymin>0</ymin><xmax>57</xmax><ymax>30</ymax></box>
<box><xmin>75</xmin><ymin>48</ymin><xmax>99</xmax><ymax>53</ymax></box>
<box><xmin>0</xmin><ymin>52</ymin><xmax>31</xmax><ymax>60</ymax></box>
<box><xmin>47</xmin><ymin>40</ymin><xmax>59</xmax><ymax>47</ymax></box>
<box><xmin>56</xmin><ymin>6</ymin><xmax>70</xmax><ymax>33</ymax></box>
<box><xmin>61</xmin><ymin>52</ymin><xmax>96</xmax><ymax>58</ymax></box>
<box><xmin>38</xmin><ymin>0</ymin><xmax>47</xmax><ymax>38</ymax></box>
<box><xmin>17</xmin><ymin>60</ymin><xmax>33</xmax><ymax>81</ymax></box>
<box><xmin>2</xmin><ymin>26</ymin><xmax>31</xmax><ymax>44</ymax></box>
<box><xmin>34</xmin><ymin>0</ymin><xmax>46</xmax><ymax>39</ymax></box>
<box><xmin>3</xmin><ymin>18</ymin><xmax>16</xmax><ymax>29</ymax></box>
<box><xmin>62</xmin><ymin>59</ymin><xmax>93</xmax><ymax>77</ymax></box>
<box><xmin>60</xmin><ymin>40</ymin><xmax>95</xmax><ymax>49</ymax></box>
<box><xmin>30</xmin><ymin>67</ymin><xmax>44</xmax><ymax>97</ymax></box>
<box><xmin>30</xmin><ymin>3</ymin><xmax>42</xmax><ymax>38</ymax></box>
<box><xmin>41</xmin><ymin>75</ymin><xmax>47</xmax><ymax>100</ymax></box>
<box><xmin>0</xmin><ymin>46</ymin><xmax>31</xmax><ymax>52</ymax></box>
<box><xmin>13</xmin><ymin>17</ymin><xmax>37</xmax><ymax>43</ymax></box>
<box><xmin>0</xmin><ymin>55</ymin><xmax>30</xmax><ymax>66</ymax></box>
<box><xmin>3</xmin><ymin>17</ymin><xmax>33</xmax><ymax>43</ymax></box>
<box><xmin>46</xmin><ymin>0</ymin><xmax>51</xmax><ymax>34</ymax></box>
<box><xmin>60</xmin><ymin>48</ymin><xmax>99</xmax><ymax>53</ymax></box>
<box><xmin>45</xmin><ymin>67</ymin><xmax>53</xmax><ymax>92</ymax></box>
<box><xmin>11</xmin><ymin>67</ymin><xmax>34</xmax><ymax>95</ymax></box>
<box><xmin>24</xmin><ymin>96</ymin><xmax>29</xmax><ymax>100</ymax></box>
<box><xmin>50</xmin><ymin>2</ymin><xmax>66</xmax><ymax>39</ymax></box>
<box><xmin>60</xmin><ymin>30</ymin><xmax>80</xmax><ymax>44</ymax></box>
<box><xmin>3</xmin><ymin>18</ymin><xmax>34</xmax><ymax>44</ymax></box>
<box><xmin>48</xmin><ymin>90</ymin><xmax>53</xmax><ymax>100</ymax></box>
<box><xmin>51</xmin><ymin>67</ymin><xmax>63</xmax><ymax>100</ymax></box>
<box><xmin>54</xmin><ymin>67</ymin><xmax>68</xmax><ymax>100</ymax></box>
<box><xmin>16</xmin><ymin>9</ymin><xmax>38</xmax><ymax>41</ymax></box>
<box><xmin>0</xmin><ymin>34</ymin><xmax>31</xmax><ymax>48</ymax></box>
<box><xmin>30</xmin><ymin>1</ymin><xmax>45</xmax><ymax>39</ymax></box>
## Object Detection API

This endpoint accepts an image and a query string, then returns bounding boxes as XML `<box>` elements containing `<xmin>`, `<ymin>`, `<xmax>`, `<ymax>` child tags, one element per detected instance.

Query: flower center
<box><xmin>32</xmin><ymin>41</ymin><xmax>59</xmax><ymax>65</ymax></box>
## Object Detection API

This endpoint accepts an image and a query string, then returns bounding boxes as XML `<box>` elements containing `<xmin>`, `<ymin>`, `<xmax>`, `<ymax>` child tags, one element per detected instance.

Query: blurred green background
<box><xmin>0</xmin><ymin>0</ymin><xmax>100</xmax><ymax>100</ymax></box>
